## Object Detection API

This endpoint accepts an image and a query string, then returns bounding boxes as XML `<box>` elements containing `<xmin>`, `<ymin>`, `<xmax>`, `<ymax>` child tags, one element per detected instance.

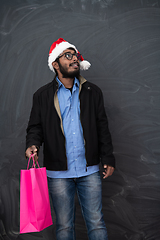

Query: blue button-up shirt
<box><xmin>47</xmin><ymin>77</ymin><xmax>99</xmax><ymax>178</ymax></box>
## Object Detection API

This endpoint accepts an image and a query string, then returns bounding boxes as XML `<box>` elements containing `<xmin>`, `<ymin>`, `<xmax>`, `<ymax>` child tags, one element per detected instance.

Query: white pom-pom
<box><xmin>80</xmin><ymin>60</ymin><xmax>91</xmax><ymax>70</ymax></box>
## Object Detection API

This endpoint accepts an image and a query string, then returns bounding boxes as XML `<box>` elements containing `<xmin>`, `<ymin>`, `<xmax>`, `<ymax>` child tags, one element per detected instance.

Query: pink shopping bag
<box><xmin>20</xmin><ymin>154</ymin><xmax>53</xmax><ymax>233</ymax></box>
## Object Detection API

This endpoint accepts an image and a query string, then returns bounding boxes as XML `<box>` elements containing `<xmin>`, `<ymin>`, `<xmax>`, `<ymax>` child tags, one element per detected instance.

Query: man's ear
<box><xmin>52</xmin><ymin>61</ymin><xmax>59</xmax><ymax>70</ymax></box>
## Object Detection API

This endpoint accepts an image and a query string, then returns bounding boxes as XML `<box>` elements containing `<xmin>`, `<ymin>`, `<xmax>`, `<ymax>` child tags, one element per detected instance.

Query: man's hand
<box><xmin>103</xmin><ymin>165</ymin><xmax>114</xmax><ymax>179</ymax></box>
<box><xmin>25</xmin><ymin>145</ymin><xmax>38</xmax><ymax>161</ymax></box>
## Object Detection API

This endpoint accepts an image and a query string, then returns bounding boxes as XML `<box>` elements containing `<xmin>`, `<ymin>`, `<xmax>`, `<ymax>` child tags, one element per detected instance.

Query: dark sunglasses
<box><xmin>57</xmin><ymin>52</ymin><xmax>81</xmax><ymax>60</ymax></box>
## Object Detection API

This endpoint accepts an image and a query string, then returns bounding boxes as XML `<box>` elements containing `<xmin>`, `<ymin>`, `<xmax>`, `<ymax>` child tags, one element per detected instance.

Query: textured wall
<box><xmin>0</xmin><ymin>0</ymin><xmax>160</xmax><ymax>239</ymax></box>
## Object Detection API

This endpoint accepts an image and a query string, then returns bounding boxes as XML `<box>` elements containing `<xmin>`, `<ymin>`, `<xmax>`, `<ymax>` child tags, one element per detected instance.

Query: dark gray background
<box><xmin>0</xmin><ymin>0</ymin><xmax>160</xmax><ymax>240</ymax></box>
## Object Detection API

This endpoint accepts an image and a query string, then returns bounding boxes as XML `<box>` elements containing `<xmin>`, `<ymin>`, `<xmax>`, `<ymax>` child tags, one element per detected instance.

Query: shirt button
<box><xmin>73</xmin><ymin>132</ymin><xmax>75</xmax><ymax>134</ymax></box>
<box><xmin>72</xmin><ymin>119</ymin><xmax>74</xmax><ymax>121</ymax></box>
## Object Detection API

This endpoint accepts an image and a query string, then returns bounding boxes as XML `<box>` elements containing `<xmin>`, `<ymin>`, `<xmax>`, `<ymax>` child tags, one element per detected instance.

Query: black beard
<box><xmin>59</xmin><ymin>62</ymin><xmax>80</xmax><ymax>78</ymax></box>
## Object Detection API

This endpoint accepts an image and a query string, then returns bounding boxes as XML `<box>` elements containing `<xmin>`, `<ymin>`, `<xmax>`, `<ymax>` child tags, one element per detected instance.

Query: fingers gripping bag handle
<box><xmin>27</xmin><ymin>154</ymin><xmax>40</xmax><ymax>170</ymax></box>
<box><xmin>20</xmin><ymin>154</ymin><xmax>53</xmax><ymax>233</ymax></box>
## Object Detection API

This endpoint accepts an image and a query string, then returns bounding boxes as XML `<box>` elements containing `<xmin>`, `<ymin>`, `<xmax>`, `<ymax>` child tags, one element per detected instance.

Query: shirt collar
<box><xmin>56</xmin><ymin>76</ymin><xmax>79</xmax><ymax>89</ymax></box>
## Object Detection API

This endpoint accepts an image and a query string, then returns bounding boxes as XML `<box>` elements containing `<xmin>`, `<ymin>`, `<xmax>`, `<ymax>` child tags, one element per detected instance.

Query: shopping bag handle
<box><xmin>27</xmin><ymin>154</ymin><xmax>40</xmax><ymax>170</ymax></box>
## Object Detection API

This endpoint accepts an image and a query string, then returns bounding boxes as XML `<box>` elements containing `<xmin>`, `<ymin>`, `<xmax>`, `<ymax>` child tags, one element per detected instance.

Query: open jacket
<box><xmin>26</xmin><ymin>75</ymin><xmax>115</xmax><ymax>170</ymax></box>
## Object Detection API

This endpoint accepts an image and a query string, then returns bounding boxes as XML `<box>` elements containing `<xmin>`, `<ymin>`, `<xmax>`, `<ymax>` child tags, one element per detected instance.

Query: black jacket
<box><xmin>26</xmin><ymin>75</ymin><xmax>115</xmax><ymax>170</ymax></box>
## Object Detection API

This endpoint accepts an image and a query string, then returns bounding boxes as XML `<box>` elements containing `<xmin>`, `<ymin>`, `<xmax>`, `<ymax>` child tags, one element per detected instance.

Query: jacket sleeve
<box><xmin>97</xmin><ymin>89</ymin><xmax>115</xmax><ymax>168</ymax></box>
<box><xmin>26</xmin><ymin>92</ymin><xmax>44</xmax><ymax>150</ymax></box>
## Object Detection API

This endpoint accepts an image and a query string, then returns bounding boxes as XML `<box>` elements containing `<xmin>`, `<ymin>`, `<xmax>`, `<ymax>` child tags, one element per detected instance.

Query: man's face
<box><xmin>56</xmin><ymin>48</ymin><xmax>80</xmax><ymax>78</ymax></box>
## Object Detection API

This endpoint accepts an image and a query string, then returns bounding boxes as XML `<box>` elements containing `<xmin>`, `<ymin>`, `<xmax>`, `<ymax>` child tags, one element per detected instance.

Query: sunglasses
<box><xmin>57</xmin><ymin>52</ymin><xmax>81</xmax><ymax>60</ymax></box>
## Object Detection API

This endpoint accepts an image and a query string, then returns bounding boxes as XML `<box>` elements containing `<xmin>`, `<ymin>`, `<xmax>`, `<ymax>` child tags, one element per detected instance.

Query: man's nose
<box><xmin>72</xmin><ymin>54</ymin><xmax>78</xmax><ymax>61</ymax></box>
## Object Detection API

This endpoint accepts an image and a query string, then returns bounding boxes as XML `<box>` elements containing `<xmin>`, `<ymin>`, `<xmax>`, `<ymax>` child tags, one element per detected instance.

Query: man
<box><xmin>25</xmin><ymin>38</ymin><xmax>115</xmax><ymax>240</ymax></box>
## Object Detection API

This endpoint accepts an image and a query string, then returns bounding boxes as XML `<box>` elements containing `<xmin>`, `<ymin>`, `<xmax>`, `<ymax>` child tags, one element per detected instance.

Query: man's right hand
<box><xmin>25</xmin><ymin>145</ymin><xmax>38</xmax><ymax>161</ymax></box>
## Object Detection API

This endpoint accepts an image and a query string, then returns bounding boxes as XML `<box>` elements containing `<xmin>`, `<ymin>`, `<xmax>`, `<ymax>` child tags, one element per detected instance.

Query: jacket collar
<box><xmin>54</xmin><ymin>75</ymin><xmax>87</xmax><ymax>90</ymax></box>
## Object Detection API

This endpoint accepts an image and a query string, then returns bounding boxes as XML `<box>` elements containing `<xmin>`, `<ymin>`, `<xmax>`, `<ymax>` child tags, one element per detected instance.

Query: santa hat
<box><xmin>48</xmin><ymin>38</ymin><xmax>91</xmax><ymax>72</ymax></box>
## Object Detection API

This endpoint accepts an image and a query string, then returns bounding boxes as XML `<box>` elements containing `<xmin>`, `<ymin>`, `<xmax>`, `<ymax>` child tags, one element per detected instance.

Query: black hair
<box><xmin>54</xmin><ymin>58</ymin><xmax>59</xmax><ymax>76</ymax></box>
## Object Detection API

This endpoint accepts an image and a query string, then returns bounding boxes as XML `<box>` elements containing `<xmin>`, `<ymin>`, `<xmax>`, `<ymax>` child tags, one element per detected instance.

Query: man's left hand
<box><xmin>103</xmin><ymin>165</ymin><xmax>115</xmax><ymax>179</ymax></box>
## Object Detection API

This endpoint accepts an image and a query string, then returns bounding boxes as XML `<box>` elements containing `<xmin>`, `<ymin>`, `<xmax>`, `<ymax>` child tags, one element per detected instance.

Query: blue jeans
<box><xmin>48</xmin><ymin>172</ymin><xmax>108</xmax><ymax>240</ymax></box>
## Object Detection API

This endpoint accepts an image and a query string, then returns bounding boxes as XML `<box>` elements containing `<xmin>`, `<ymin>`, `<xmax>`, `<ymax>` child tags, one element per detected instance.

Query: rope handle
<box><xmin>27</xmin><ymin>154</ymin><xmax>40</xmax><ymax>170</ymax></box>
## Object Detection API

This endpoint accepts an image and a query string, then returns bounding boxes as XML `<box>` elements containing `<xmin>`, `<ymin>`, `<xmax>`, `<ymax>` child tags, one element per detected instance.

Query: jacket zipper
<box><xmin>54</xmin><ymin>82</ymin><xmax>68</xmax><ymax>170</ymax></box>
<box><xmin>79</xmin><ymin>80</ymin><xmax>88</xmax><ymax>172</ymax></box>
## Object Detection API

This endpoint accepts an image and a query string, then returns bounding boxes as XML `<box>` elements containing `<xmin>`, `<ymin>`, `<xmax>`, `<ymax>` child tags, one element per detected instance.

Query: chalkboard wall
<box><xmin>0</xmin><ymin>1</ymin><xmax>160</xmax><ymax>240</ymax></box>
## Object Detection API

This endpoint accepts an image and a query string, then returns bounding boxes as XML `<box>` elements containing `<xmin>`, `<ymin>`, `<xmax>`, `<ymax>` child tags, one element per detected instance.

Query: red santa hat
<box><xmin>48</xmin><ymin>38</ymin><xmax>91</xmax><ymax>72</ymax></box>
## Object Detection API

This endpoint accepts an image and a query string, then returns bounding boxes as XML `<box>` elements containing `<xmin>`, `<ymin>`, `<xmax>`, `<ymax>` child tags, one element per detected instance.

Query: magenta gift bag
<box><xmin>20</xmin><ymin>155</ymin><xmax>53</xmax><ymax>233</ymax></box>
